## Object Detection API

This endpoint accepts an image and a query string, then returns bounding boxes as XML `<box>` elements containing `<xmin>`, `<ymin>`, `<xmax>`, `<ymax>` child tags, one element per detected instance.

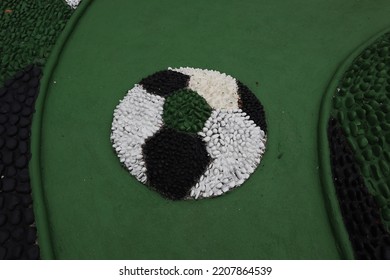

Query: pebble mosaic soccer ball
<box><xmin>111</xmin><ymin>67</ymin><xmax>267</xmax><ymax>200</ymax></box>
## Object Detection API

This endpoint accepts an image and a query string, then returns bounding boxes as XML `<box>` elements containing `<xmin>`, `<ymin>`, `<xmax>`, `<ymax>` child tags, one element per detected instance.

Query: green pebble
<box><xmin>333</xmin><ymin>97</ymin><xmax>342</xmax><ymax>109</ymax></box>
<box><xmin>378</xmin><ymin>182</ymin><xmax>390</xmax><ymax>198</ymax></box>
<box><xmin>359</xmin><ymin>82</ymin><xmax>369</xmax><ymax>91</ymax></box>
<box><xmin>356</xmin><ymin>108</ymin><xmax>366</xmax><ymax>118</ymax></box>
<box><xmin>347</xmin><ymin>111</ymin><xmax>357</xmax><ymax>121</ymax></box>
<box><xmin>376</xmin><ymin>63</ymin><xmax>386</xmax><ymax>70</ymax></box>
<box><xmin>362</xmin><ymin>165</ymin><xmax>371</xmax><ymax>178</ymax></box>
<box><xmin>350</xmin><ymin>85</ymin><xmax>359</xmax><ymax>93</ymax></box>
<box><xmin>362</xmin><ymin>149</ymin><xmax>373</xmax><ymax>160</ymax></box>
<box><xmin>384</xmin><ymin>151</ymin><xmax>390</xmax><ymax>162</ymax></box>
<box><xmin>364</xmin><ymin>90</ymin><xmax>375</xmax><ymax>99</ymax></box>
<box><xmin>354</xmin><ymin>92</ymin><xmax>364</xmax><ymax>100</ymax></box>
<box><xmin>375</xmin><ymin>195</ymin><xmax>387</xmax><ymax>207</ymax></box>
<box><xmin>337</xmin><ymin>111</ymin><xmax>345</xmax><ymax>122</ymax></box>
<box><xmin>345</xmin><ymin>96</ymin><xmax>354</xmax><ymax>108</ymax></box>
<box><xmin>367</xmin><ymin>113</ymin><xmax>378</xmax><ymax>126</ymax></box>
<box><xmin>381</xmin><ymin>122</ymin><xmax>390</xmax><ymax>131</ymax></box>
<box><xmin>370</xmin><ymin>164</ymin><xmax>381</xmax><ymax>180</ymax></box>
<box><xmin>379</xmin><ymin>160</ymin><xmax>390</xmax><ymax>176</ymax></box>
<box><xmin>349</xmin><ymin>122</ymin><xmax>358</xmax><ymax>136</ymax></box>
<box><xmin>367</xmin><ymin>135</ymin><xmax>378</xmax><ymax>145</ymax></box>
<box><xmin>358</xmin><ymin>136</ymin><xmax>368</xmax><ymax>148</ymax></box>
<box><xmin>372</xmin><ymin>145</ymin><xmax>382</xmax><ymax>157</ymax></box>
<box><xmin>382</xmin><ymin>208</ymin><xmax>390</xmax><ymax>221</ymax></box>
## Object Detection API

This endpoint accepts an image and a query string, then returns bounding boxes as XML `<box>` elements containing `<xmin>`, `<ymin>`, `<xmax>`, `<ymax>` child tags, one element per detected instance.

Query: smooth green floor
<box><xmin>38</xmin><ymin>0</ymin><xmax>390</xmax><ymax>259</ymax></box>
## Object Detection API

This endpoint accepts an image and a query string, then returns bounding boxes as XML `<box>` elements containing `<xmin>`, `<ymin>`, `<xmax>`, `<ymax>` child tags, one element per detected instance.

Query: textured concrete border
<box><xmin>318</xmin><ymin>26</ymin><xmax>390</xmax><ymax>260</ymax></box>
<box><xmin>29</xmin><ymin>0</ymin><xmax>93</xmax><ymax>260</ymax></box>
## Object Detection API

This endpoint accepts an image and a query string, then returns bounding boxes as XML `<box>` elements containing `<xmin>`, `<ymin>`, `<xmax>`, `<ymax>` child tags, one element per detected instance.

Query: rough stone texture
<box><xmin>0</xmin><ymin>0</ymin><xmax>73</xmax><ymax>85</ymax></box>
<box><xmin>163</xmin><ymin>89</ymin><xmax>212</xmax><ymax>133</ymax></box>
<box><xmin>237</xmin><ymin>80</ymin><xmax>268</xmax><ymax>133</ymax></box>
<box><xmin>0</xmin><ymin>65</ymin><xmax>42</xmax><ymax>260</ymax></box>
<box><xmin>328</xmin><ymin>118</ymin><xmax>390</xmax><ymax>259</ymax></box>
<box><xmin>111</xmin><ymin>85</ymin><xmax>164</xmax><ymax>184</ymax></box>
<box><xmin>139</xmin><ymin>70</ymin><xmax>190</xmax><ymax>97</ymax></box>
<box><xmin>143</xmin><ymin>128</ymin><xmax>211</xmax><ymax>200</ymax></box>
<box><xmin>330</xmin><ymin>32</ymin><xmax>390</xmax><ymax>231</ymax></box>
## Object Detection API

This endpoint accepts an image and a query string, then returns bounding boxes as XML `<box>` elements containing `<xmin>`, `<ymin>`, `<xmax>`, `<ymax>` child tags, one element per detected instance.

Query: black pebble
<box><xmin>24</xmin><ymin>208</ymin><xmax>34</xmax><ymax>225</ymax></box>
<box><xmin>19</xmin><ymin>128</ymin><xmax>30</xmax><ymax>139</ymax></box>
<box><xmin>9</xmin><ymin>114</ymin><xmax>20</xmax><ymax>125</ymax></box>
<box><xmin>8</xmin><ymin>194</ymin><xmax>20</xmax><ymax>210</ymax></box>
<box><xmin>6</xmin><ymin>167</ymin><xmax>17</xmax><ymax>177</ymax></box>
<box><xmin>25</xmin><ymin>97</ymin><xmax>35</xmax><ymax>107</ymax></box>
<box><xmin>12</xmin><ymin>228</ymin><xmax>25</xmax><ymax>241</ymax></box>
<box><xmin>12</xmin><ymin>103</ymin><xmax>22</xmax><ymax>113</ymax></box>
<box><xmin>27</xmin><ymin>245</ymin><xmax>39</xmax><ymax>260</ymax></box>
<box><xmin>0</xmin><ymin>214</ymin><xmax>6</xmax><ymax>227</ymax></box>
<box><xmin>15</xmin><ymin>156</ymin><xmax>28</xmax><ymax>169</ymax></box>
<box><xmin>21</xmin><ymin>107</ymin><xmax>33</xmax><ymax>117</ymax></box>
<box><xmin>237</xmin><ymin>80</ymin><xmax>267</xmax><ymax>133</ymax></box>
<box><xmin>9</xmin><ymin>209</ymin><xmax>22</xmax><ymax>225</ymax></box>
<box><xmin>19</xmin><ymin>169</ymin><xmax>30</xmax><ymax>182</ymax></box>
<box><xmin>28</xmin><ymin>78</ymin><xmax>39</xmax><ymax>88</ymax></box>
<box><xmin>26</xmin><ymin>227</ymin><xmax>37</xmax><ymax>244</ymax></box>
<box><xmin>2</xmin><ymin>151</ymin><xmax>14</xmax><ymax>165</ymax></box>
<box><xmin>27</xmin><ymin>88</ymin><xmax>36</xmax><ymax>97</ymax></box>
<box><xmin>143</xmin><ymin>127</ymin><xmax>211</xmax><ymax>200</ymax></box>
<box><xmin>7</xmin><ymin>126</ymin><xmax>18</xmax><ymax>136</ymax></box>
<box><xmin>6</xmin><ymin>138</ymin><xmax>18</xmax><ymax>150</ymax></box>
<box><xmin>22</xmin><ymin>73</ymin><xmax>31</xmax><ymax>82</ymax></box>
<box><xmin>0</xmin><ymin>230</ymin><xmax>10</xmax><ymax>244</ymax></box>
<box><xmin>11</xmin><ymin>245</ymin><xmax>23</xmax><ymax>259</ymax></box>
<box><xmin>19</xmin><ymin>141</ymin><xmax>28</xmax><ymax>154</ymax></box>
<box><xmin>19</xmin><ymin>117</ymin><xmax>30</xmax><ymax>127</ymax></box>
<box><xmin>0</xmin><ymin>247</ymin><xmax>6</xmax><ymax>259</ymax></box>
<box><xmin>16</xmin><ymin>183</ymin><xmax>31</xmax><ymax>194</ymax></box>
<box><xmin>3</xmin><ymin>178</ymin><xmax>16</xmax><ymax>192</ymax></box>
<box><xmin>0</xmin><ymin>88</ymin><xmax>7</xmax><ymax>97</ymax></box>
<box><xmin>0</xmin><ymin>115</ymin><xmax>8</xmax><ymax>124</ymax></box>
<box><xmin>139</xmin><ymin>70</ymin><xmax>190</xmax><ymax>97</ymax></box>
<box><xmin>0</xmin><ymin>104</ymin><xmax>10</xmax><ymax>114</ymax></box>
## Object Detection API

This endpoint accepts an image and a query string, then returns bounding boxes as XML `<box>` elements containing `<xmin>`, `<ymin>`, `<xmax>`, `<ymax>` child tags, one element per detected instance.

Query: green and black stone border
<box><xmin>0</xmin><ymin>0</ymin><xmax>92</xmax><ymax>259</ymax></box>
<box><xmin>319</xmin><ymin>27</ymin><xmax>390</xmax><ymax>259</ymax></box>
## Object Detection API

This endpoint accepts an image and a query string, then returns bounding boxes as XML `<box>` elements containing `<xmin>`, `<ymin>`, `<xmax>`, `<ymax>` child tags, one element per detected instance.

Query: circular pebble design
<box><xmin>111</xmin><ymin>67</ymin><xmax>267</xmax><ymax>200</ymax></box>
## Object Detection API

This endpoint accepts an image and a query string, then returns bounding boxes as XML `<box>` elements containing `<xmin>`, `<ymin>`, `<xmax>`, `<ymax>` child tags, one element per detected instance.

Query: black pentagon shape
<box><xmin>139</xmin><ymin>70</ymin><xmax>189</xmax><ymax>97</ymax></box>
<box><xmin>143</xmin><ymin>127</ymin><xmax>211</xmax><ymax>200</ymax></box>
<box><xmin>237</xmin><ymin>80</ymin><xmax>267</xmax><ymax>133</ymax></box>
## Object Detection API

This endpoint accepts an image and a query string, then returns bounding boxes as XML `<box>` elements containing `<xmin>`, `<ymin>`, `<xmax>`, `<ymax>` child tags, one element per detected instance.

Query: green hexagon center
<box><xmin>163</xmin><ymin>89</ymin><xmax>212</xmax><ymax>133</ymax></box>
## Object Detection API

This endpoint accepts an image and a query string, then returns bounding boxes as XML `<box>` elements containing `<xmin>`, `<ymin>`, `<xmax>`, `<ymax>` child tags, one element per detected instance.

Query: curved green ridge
<box><xmin>163</xmin><ymin>89</ymin><xmax>212</xmax><ymax>133</ymax></box>
<box><xmin>29</xmin><ymin>0</ymin><xmax>92</xmax><ymax>260</ymax></box>
<box><xmin>318</xmin><ymin>27</ymin><xmax>390</xmax><ymax>260</ymax></box>
<box><xmin>0</xmin><ymin>0</ymin><xmax>73</xmax><ymax>85</ymax></box>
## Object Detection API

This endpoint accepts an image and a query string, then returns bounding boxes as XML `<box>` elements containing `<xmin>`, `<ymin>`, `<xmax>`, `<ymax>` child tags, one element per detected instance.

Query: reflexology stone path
<box><xmin>0</xmin><ymin>0</ymin><xmax>80</xmax><ymax>259</ymax></box>
<box><xmin>111</xmin><ymin>68</ymin><xmax>267</xmax><ymax>200</ymax></box>
<box><xmin>325</xmin><ymin>31</ymin><xmax>390</xmax><ymax>259</ymax></box>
